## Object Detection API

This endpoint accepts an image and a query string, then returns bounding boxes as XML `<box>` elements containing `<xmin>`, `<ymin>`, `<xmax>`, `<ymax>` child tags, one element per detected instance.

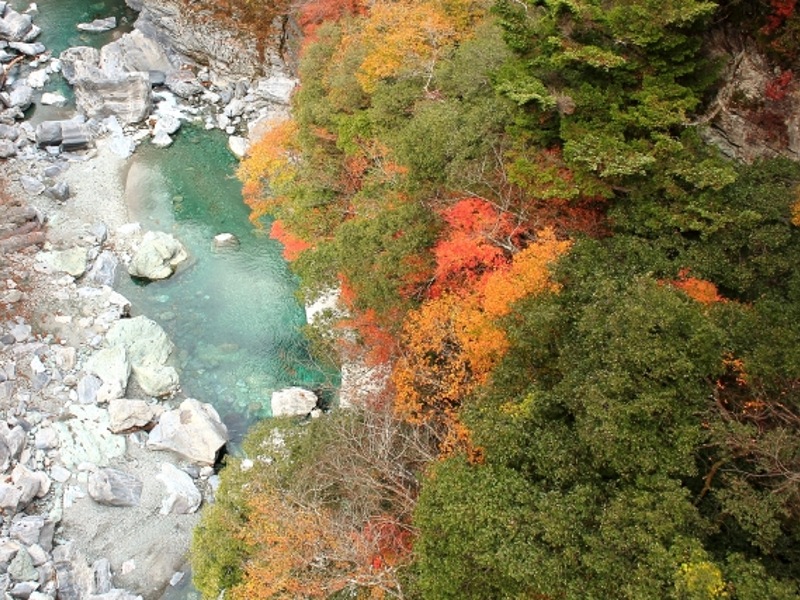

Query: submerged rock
<box><xmin>77</xmin><ymin>17</ymin><xmax>117</xmax><ymax>33</ymax></box>
<box><xmin>212</xmin><ymin>232</ymin><xmax>239</xmax><ymax>249</ymax></box>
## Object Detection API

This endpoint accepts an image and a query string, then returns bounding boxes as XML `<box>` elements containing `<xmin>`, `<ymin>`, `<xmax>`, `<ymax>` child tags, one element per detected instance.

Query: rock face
<box><xmin>128</xmin><ymin>231</ymin><xmax>188</xmax><ymax>280</ymax></box>
<box><xmin>271</xmin><ymin>386</ymin><xmax>319</xmax><ymax>417</ymax></box>
<box><xmin>148</xmin><ymin>399</ymin><xmax>228</xmax><ymax>465</ymax></box>
<box><xmin>701</xmin><ymin>31</ymin><xmax>800</xmax><ymax>163</ymax></box>
<box><xmin>127</xmin><ymin>0</ymin><xmax>286</xmax><ymax>84</ymax></box>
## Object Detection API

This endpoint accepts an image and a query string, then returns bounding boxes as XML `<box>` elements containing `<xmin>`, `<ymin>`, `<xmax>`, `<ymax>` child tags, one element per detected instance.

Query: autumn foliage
<box><xmin>393</xmin><ymin>229</ymin><xmax>570</xmax><ymax>453</ymax></box>
<box><xmin>238</xmin><ymin>119</ymin><xmax>300</xmax><ymax>224</ymax></box>
<box><xmin>270</xmin><ymin>219</ymin><xmax>312</xmax><ymax>261</ymax></box>
<box><xmin>668</xmin><ymin>269</ymin><xmax>725</xmax><ymax>305</ymax></box>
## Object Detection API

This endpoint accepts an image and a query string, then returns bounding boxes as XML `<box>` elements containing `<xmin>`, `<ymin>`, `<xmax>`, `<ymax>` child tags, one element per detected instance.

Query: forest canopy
<box><xmin>193</xmin><ymin>0</ymin><xmax>800</xmax><ymax>598</ymax></box>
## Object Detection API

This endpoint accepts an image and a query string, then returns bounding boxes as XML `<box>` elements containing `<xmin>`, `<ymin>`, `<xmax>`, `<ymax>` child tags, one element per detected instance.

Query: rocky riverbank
<box><xmin>0</xmin><ymin>1</ymin><xmax>305</xmax><ymax>598</ymax></box>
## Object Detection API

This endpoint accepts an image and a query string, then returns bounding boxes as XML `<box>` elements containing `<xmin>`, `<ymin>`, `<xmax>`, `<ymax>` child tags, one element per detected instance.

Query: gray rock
<box><xmin>0</xmin><ymin>422</ymin><xmax>26</xmax><ymax>460</ymax></box>
<box><xmin>40</xmin><ymin>92</ymin><xmax>67</xmax><ymax>106</ymax></box>
<box><xmin>148</xmin><ymin>398</ymin><xmax>228</xmax><ymax>465</ymax></box>
<box><xmin>44</xmin><ymin>181</ymin><xmax>70</xmax><ymax>201</ymax></box>
<box><xmin>10</xmin><ymin>581</ymin><xmax>40</xmax><ymax>597</ymax></box>
<box><xmin>99</xmin><ymin>30</ymin><xmax>173</xmax><ymax>76</ymax></box>
<box><xmin>88</xmin><ymin>468</ymin><xmax>143</xmax><ymax>507</ymax></box>
<box><xmin>34</xmin><ymin>121</ymin><xmax>61</xmax><ymax>147</ymax></box>
<box><xmin>77</xmin><ymin>374</ymin><xmax>102</xmax><ymax>404</ymax></box>
<box><xmin>271</xmin><ymin>386</ymin><xmax>318</xmax><ymax>417</ymax></box>
<box><xmin>148</xmin><ymin>70</ymin><xmax>165</xmax><ymax>86</ymax></box>
<box><xmin>8</xmin><ymin>84</ymin><xmax>32</xmax><ymax>111</ymax></box>
<box><xmin>128</xmin><ymin>231</ymin><xmax>187</xmax><ymax>280</ymax></box>
<box><xmin>7</xmin><ymin>547</ymin><xmax>36</xmax><ymax>582</ymax></box>
<box><xmin>0</xmin><ymin>138</ymin><xmax>15</xmax><ymax>158</ymax></box>
<box><xmin>0</xmin><ymin>467</ymin><xmax>45</xmax><ymax>513</ymax></box>
<box><xmin>18</xmin><ymin>175</ymin><xmax>44</xmax><ymax>195</ymax></box>
<box><xmin>0</xmin><ymin>124</ymin><xmax>18</xmax><ymax>140</ymax></box>
<box><xmin>37</xmin><ymin>247</ymin><xmax>88</xmax><ymax>277</ymax></box>
<box><xmin>92</xmin><ymin>558</ymin><xmax>112</xmax><ymax>594</ymax></box>
<box><xmin>33</xmin><ymin>426</ymin><xmax>57</xmax><ymax>450</ymax></box>
<box><xmin>85</xmin><ymin>345</ymin><xmax>130</xmax><ymax>401</ymax></box>
<box><xmin>156</xmin><ymin>462</ymin><xmax>201</xmax><ymax>514</ymax></box>
<box><xmin>51</xmin><ymin>405</ymin><xmax>126</xmax><ymax>468</ymax></box>
<box><xmin>60</xmin><ymin>119</ymin><xmax>92</xmax><ymax>150</ymax></box>
<box><xmin>164</xmin><ymin>70</ymin><xmax>203</xmax><ymax>98</ymax></box>
<box><xmin>8</xmin><ymin>41</ymin><xmax>45</xmax><ymax>56</ymax></box>
<box><xmin>9</xmin><ymin>323</ymin><xmax>31</xmax><ymax>342</ymax></box>
<box><xmin>0</xmin><ymin>11</ymin><xmax>32</xmax><ymax>43</ymax></box>
<box><xmin>59</xmin><ymin>46</ymin><xmax>100</xmax><ymax>84</ymax></box>
<box><xmin>9</xmin><ymin>515</ymin><xmax>45</xmax><ymax>547</ymax></box>
<box><xmin>77</xmin><ymin>17</ymin><xmax>117</xmax><ymax>33</ymax></box>
<box><xmin>152</xmin><ymin>113</ymin><xmax>180</xmax><ymax>137</ymax></box>
<box><xmin>223</xmin><ymin>98</ymin><xmax>246</xmax><ymax>118</ymax></box>
<box><xmin>131</xmin><ymin>363</ymin><xmax>178</xmax><ymax>397</ymax></box>
<box><xmin>86</xmin><ymin>251</ymin><xmax>117</xmax><ymax>286</ymax></box>
<box><xmin>150</xmin><ymin>130</ymin><xmax>172</xmax><ymax>148</ymax></box>
<box><xmin>0</xmin><ymin>539</ymin><xmax>19</xmax><ymax>565</ymax></box>
<box><xmin>89</xmin><ymin>222</ymin><xmax>108</xmax><ymax>244</ymax></box>
<box><xmin>49</xmin><ymin>465</ymin><xmax>71</xmax><ymax>483</ymax></box>
<box><xmin>105</xmin><ymin>316</ymin><xmax>178</xmax><ymax>397</ymax></box>
<box><xmin>74</xmin><ymin>72</ymin><xmax>152</xmax><ymax>125</ymax></box>
<box><xmin>227</xmin><ymin>135</ymin><xmax>247</xmax><ymax>159</ymax></box>
<box><xmin>256</xmin><ymin>74</ymin><xmax>296</xmax><ymax>104</ymax></box>
<box><xmin>107</xmin><ymin>399</ymin><xmax>156</xmax><ymax>433</ymax></box>
<box><xmin>27</xmin><ymin>68</ymin><xmax>49</xmax><ymax>89</ymax></box>
<box><xmin>26</xmin><ymin>544</ymin><xmax>47</xmax><ymax>567</ymax></box>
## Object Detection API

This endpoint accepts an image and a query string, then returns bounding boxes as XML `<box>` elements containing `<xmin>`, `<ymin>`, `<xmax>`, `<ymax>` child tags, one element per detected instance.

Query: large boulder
<box><xmin>84</xmin><ymin>345</ymin><xmax>131</xmax><ymax>402</ymax></box>
<box><xmin>0</xmin><ymin>10</ymin><xmax>33</xmax><ymax>43</ymax></box>
<box><xmin>271</xmin><ymin>386</ymin><xmax>319</xmax><ymax>417</ymax></box>
<box><xmin>35</xmin><ymin>119</ymin><xmax>93</xmax><ymax>150</ymax></box>
<box><xmin>60</xmin><ymin>47</ymin><xmax>102</xmax><ymax>84</ymax></box>
<box><xmin>156</xmin><ymin>463</ymin><xmax>201</xmax><ymax>514</ymax></box>
<box><xmin>105</xmin><ymin>316</ymin><xmax>179</xmax><ymax>397</ymax></box>
<box><xmin>148</xmin><ymin>399</ymin><xmax>228</xmax><ymax>465</ymax></box>
<box><xmin>88</xmin><ymin>468</ymin><xmax>143</xmax><ymax>507</ymax></box>
<box><xmin>128</xmin><ymin>231</ymin><xmax>188</xmax><ymax>280</ymax></box>
<box><xmin>108</xmin><ymin>399</ymin><xmax>157</xmax><ymax>433</ymax></box>
<box><xmin>74</xmin><ymin>72</ymin><xmax>152</xmax><ymax>125</ymax></box>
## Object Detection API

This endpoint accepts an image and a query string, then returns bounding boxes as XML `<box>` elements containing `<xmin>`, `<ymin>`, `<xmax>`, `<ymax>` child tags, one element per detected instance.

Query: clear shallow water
<box><xmin>117</xmin><ymin>126</ymin><xmax>333</xmax><ymax>444</ymax></box>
